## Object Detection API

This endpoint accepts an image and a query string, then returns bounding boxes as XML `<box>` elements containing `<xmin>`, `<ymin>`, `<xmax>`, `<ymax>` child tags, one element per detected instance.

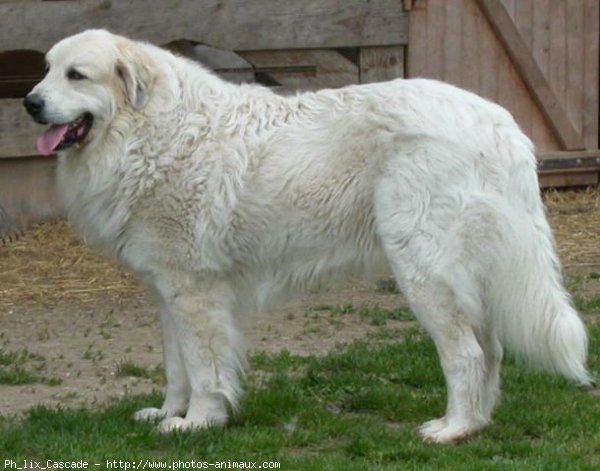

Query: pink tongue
<box><xmin>36</xmin><ymin>124</ymin><xmax>69</xmax><ymax>156</ymax></box>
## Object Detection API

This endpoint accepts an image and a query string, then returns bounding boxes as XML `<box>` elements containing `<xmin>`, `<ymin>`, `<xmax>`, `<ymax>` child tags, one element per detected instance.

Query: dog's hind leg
<box><xmin>405</xmin><ymin>275</ymin><xmax>489</xmax><ymax>443</ymax></box>
<box><xmin>375</xmin><ymin>186</ymin><xmax>499</xmax><ymax>442</ymax></box>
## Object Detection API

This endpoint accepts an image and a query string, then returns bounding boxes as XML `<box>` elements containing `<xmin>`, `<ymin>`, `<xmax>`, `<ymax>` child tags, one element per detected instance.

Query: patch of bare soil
<box><xmin>0</xmin><ymin>223</ymin><xmax>405</xmax><ymax>415</ymax></box>
<box><xmin>1</xmin><ymin>187</ymin><xmax>599</xmax><ymax>415</ymax></box>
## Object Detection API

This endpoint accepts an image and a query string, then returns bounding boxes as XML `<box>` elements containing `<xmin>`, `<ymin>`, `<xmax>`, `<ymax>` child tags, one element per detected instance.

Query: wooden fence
<box><xmin>0</xmin><ymin>0</ymin><xmax>598</xmax><ymax>227</ymax></box>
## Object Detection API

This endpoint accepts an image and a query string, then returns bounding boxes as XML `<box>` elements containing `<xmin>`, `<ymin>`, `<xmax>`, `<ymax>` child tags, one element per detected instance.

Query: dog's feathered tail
<box><xmin>489</xmin><ymin>128</ymin><xmax>593</xmax><ymax>387</ymax></box>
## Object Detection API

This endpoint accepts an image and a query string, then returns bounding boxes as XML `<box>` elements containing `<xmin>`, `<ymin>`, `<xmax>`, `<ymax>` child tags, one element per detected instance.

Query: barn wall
<box><xmin>0</xmin><ymin>158</ymin><xmax>59</xmax><ymax>229</ymax></box>
<box><xmin>0</xmin><ymin>0</ymin><xmax>409</xmax><ymax>227</ymax></box>
<box><xmin>0</xmin><ymin>0</ymin><xmax>599</xmax><ymax>230</ymax></box>
<box><xmin>407</xmin><ymin>0</ymin><xmax>599</xmax><ymax>154</ymax></box>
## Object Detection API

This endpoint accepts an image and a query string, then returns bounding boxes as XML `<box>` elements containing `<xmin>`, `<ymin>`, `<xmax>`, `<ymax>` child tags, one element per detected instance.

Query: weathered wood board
<box><xmin>0</xmin><ymin>157</ymin><xmax>60</xmax><ymax>228</ymax></box>
<box><xmin>359</xmin><ymin>47</ymin><xmax>405</xmax><ymax>84</ymax></box>
<box><xmin>0</xmin><ymin>99</ymin><xmax>41</xmax><ymax>158</ymax></box>
<box><xmin>408</xmin><ymin>0</ymin><xmax>599</xmax><ymax>154</ymax></box>
<box><xmin>0</xmin><ymin>0</ymin><xmax>409</xmax><ymax>52</ymax></box>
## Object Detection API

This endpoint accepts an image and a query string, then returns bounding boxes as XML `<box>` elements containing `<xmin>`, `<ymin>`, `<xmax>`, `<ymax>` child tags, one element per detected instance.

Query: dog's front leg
<box><xmin>134</xmin><ymin>304</ymin><xmax>190</xmax><ymax>423</ymax></box>
<box><xmin>151</xmin><ymin>289</ymin><xmax>247</xmax><ymax>433</ymax></box>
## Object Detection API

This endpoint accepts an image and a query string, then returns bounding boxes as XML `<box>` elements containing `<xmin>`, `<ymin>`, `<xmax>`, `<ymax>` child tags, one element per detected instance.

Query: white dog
<box><xmin>24</xmin><ymin>30</ymin><xmax>593</xmax><ymax>443</ymax></box>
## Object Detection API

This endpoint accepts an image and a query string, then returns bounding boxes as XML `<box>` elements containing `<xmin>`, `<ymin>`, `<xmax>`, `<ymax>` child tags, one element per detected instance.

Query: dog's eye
<box><xmin>67</xmin><ymin>69</ymin><xmax>86</xmax><ymax>81</ymax></box>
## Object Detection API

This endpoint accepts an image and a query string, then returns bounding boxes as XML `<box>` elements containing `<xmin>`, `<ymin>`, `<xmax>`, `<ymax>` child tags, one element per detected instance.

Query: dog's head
<box><xmin>24</xmin><ymin>29</ymin><xmax>156</xmax><ymax>156</ymax></box>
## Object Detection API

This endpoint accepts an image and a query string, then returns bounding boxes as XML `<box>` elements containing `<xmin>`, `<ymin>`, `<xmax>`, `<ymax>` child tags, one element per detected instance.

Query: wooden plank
<box><xmin>359</xmin><ymin>47</ymin><xmax>405</xmax><ymax>83</ymax></box>
<box><xmin>528</xmin><ymin>0</ymin><xmax>557</xmax><ymax>152</ymax></box>
<box><xmin>240</xmin><ymin>50</ymin><xmax>358</xmax><ymax>92</ymax></box>
<box><xmin>494</xmin><ymin>3</ymin><xmax>520</xmax><ymax>135</ymax></box>
<box><xmin>565</xmin><ymin>0</ymin><xmax>585</xmax><ymax>142</ymax></box>
<box><xmin>515</xmin><ymin>72</ymin><xmax>535</xmax><ymax>140</ymax></box>
<box><xmin>443</xmin><ymin>0</ymin><xmax>464</xmax><ymax>85</ymax></box>
<box><xmin>538</xmin><ymin>159</ymin><xmax>600</xmax><ymax>173</ymax></box>
<box><xmin>426</xmin><ymin>0</ymin><xmax>446</xmax><ymax>78</ymax></box>
<box><xmin>548</xmin><ymin>0</ymin><xmax>567</xmax><ymax>112</ymax></box>
<box><xmin>477</xmin><ymin>0</ymin><xmax>500</xmax><ymax>102</ymax></box>
<box><xmin>538</xmin><ymin>171</ymin><xmax>598</xmax><ymax>188</ymax></box>
<box><xmin>530</xmin><ymin>105</ymin><xmax>562</xmax><ymax>152</ymax></box>
<box><xmin>461</xmin><ymin>0</ymin><xmax>481</xmax><ymax>92</ymax></box>
<box><xmin>0</xmin><ymin>99</ymin><xmax>41</xmax><ymax>158</ymax></box>
<box><xmin>496</xmin><ymin>1</ymin><xmax>532</xmax><ymax>140</ymax></box>
<box><xmin>501</xmin><ymin>0</ymin><xmax>515</xmax><ymax>16</ymax></box>
<box><xmin>0</xmin><ymin>0</ymin><xmax>408</xmax><ymax>53</ymax></box>
<box><xmin>406</xmin><ymin>0</ymin><xmax>428</xmax><ymax>77</ymax></box>
<box><xmin>514</xmin><ymin>0</ymin><xmax>533</xmax><ymax>46</ymax></box>
<box><xmin>508</xmin><ymin>0</ymin><xmax>533</xmax><ymax>138</ymax></box>
<box><xmin>537</xmin><ymin>150</ymin><xmax>600</xmax><ymax>161</ymax></box>
<box><xmin>0</xmin><ymin>157</ymin><xmax>61</xmax><ymax>229</ymax></box>
<box><xmin>532</xmin><ymin>0</ymin><xmax>550</xmax><ymax>76</ymax></box>
<box><xmin>525</xmin><ymin>0</ymin><xmax>560</xmax><ymax>152</ymax></box>
<box><xmin>537</xmin><ymin>152</ymin><xmax>600</xmax><ymax>188</ymax></box>
<box><xmin>582</xmin><ymin>0</ymin><xmax>599</xmax><ymax>149</ymax></box>
<box><xmin>477</xmin><ymin>0</ymin><xmax>584</xmax><ymax>150</ymax></box>
<box><xmin>166</xmin><ymin>41</ymin><xmax>255</xmax><ymax>84</ymax></box>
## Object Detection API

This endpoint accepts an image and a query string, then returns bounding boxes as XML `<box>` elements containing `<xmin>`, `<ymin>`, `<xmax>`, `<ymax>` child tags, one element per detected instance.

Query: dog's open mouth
<box><xmin>36</xmin><ymin>113</ymin><xmax>94</xmax><ymax>156</ymax></box>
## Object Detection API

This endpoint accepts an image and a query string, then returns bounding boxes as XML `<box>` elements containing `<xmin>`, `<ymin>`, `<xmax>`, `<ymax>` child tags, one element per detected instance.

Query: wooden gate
<box><xmin>407</xmin><ymin>0</ymin><xmax>600</xmax><ymax>186</ymax></box>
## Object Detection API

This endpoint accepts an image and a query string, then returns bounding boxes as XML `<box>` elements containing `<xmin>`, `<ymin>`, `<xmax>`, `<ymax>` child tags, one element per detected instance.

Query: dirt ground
<box><xmin>1</xmin><ymin>187</ymin><xmax>600</xmax><ymax>416</ymax></box>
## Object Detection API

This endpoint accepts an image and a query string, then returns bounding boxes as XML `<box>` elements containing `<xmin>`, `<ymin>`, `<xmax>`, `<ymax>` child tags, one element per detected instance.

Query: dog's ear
<box><xmin>115</xmin><ymin>40</ymin><xmax>155</xmax><ymax>109</ymax></box>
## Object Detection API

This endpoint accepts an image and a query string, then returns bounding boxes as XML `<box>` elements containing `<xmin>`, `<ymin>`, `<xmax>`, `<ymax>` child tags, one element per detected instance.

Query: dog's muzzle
<box><xmin>23</xmin><ymin>94</ymin><xmax>48</xmax><ymax>124</ymax></box>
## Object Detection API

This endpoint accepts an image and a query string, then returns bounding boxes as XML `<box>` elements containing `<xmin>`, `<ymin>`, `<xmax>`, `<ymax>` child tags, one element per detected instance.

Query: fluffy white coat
<box><xmin>28</xmin><ymin>30</ymin><xmax>593</xmax><ymax>443</ymax></box>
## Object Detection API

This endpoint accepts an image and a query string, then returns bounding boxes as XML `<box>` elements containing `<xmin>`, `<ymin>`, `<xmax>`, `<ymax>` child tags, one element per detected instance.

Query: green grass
<box><xmin>574</xmin><ymin>294</ymin><xmax>600</xmax><ymax>314</ymax></box>
<box><xmin>115</xmin><ymin>360</ymin><xmax>165</xmax><ymax>384</ymax></box>
<box><xmin>309</xmin><ymin>303</ymin><xmax>414</xmax><ymax>326</ymax></box>
<box><xmin>0</xmin><ymin>348</ymin><xmax>62</xmax><ymax>386</ymax></box>
<box><xmin>0</xmin><ymin>321</ymin><xmax>599</xmax><ymax>470</ymax></box>
<box><xmin>357</xmin><ymin>306</ymin><xmax>414</xmax><ymax>326</ymax></box>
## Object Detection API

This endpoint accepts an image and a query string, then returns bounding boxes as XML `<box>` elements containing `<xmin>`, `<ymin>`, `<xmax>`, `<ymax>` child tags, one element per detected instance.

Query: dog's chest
<box><xmin>56</xmin><ymin>155</ymin><xmax>137</xmax><ymax>253</ymax></box>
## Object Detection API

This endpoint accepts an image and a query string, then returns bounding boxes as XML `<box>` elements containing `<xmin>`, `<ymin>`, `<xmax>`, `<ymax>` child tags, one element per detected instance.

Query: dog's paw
<box><xmin>157</xmin><ymin>416</ymin><xmax>217</xmax><ymax>433</ymax></box>
<box><xmin>157</xmin><ymin>413</ymin><xmax>227</xmax><ymax>433</ymax></box>
<box><xmin>157</xmin><ymin>417</ymin><xmax>196</xmax><ymax>433</ymax></box>
<box><xmin>133</xmin><ymin>407</ymin><xmax>169</xmax><ymax>422</ymax></box>
<box><xmin>418</xmin><ymin>417</ymin><xmax>479</xmax><ymax>444</ymax></box>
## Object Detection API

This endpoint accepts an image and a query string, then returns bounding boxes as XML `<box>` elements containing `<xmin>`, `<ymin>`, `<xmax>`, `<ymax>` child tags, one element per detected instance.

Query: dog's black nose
<box><xmin>23</xmin><ymin>94</ymin><xmax>45</xmax><ymax>117</ymax></box>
